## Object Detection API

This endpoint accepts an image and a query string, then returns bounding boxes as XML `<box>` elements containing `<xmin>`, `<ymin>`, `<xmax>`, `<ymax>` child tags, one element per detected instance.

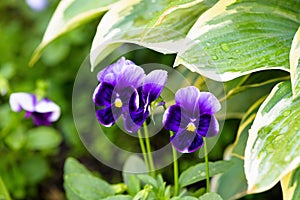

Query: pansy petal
<box><xmin>96</xmin><ymin>107</ymin><xmax>117</xmax><ymax>127</ymax></box>
<box><xmin>171</xmin><ymin>129</ymin><xmax>199</xmax><ymax>153</ymax></box>
<box><xmin>163</xmin><ymin>105</ymin><xmax>181</xmax><ymax>132</ymax></box>
<box><xmin>187</xmin><ymin>134</ymin><xmax>204</xmax><ymax>153</ymax></box>
<box><xmin>93</xmin><ymin>82</ymin><xmax>114</xmax><ymax>107</ymax></box>
<box><xmin>123</xmin><ymin>111</ymin><xmax>146</xmax><ymax>133</ymax></box>
<box><xmin>35</xmin><ymin>98</ymin><xmax>60</xmax><ymax>122</ymax></box>
<box><xmin>9</xmin><ymin>92</ymin><xmax>36</xmax><ymax>112</ymax></box>
<box><xmin>143</xmin><ymin>70</ymin><xmax>167</xmax><ymax>103</ymax></box>
<box><xmin>175</xmin><ymin>86</ymin><xmax>200</xmax><ymax>115</ymax></box>
<box><xmin>197</xmin><ymin>114</ymin><xmax>211</xmax><ymax>137</ymax></box>
<box><xmin>97</xmin><ymin>57</ymin><xmax>126</xmax><ymax>83</ymax></box>
<box><xmin>205</xmin><ymin>115</ymin><xmax>219</xmax><ymax>137</ymax></box>
<box><xmin>117</xmin><ymin>65</ymin><xmax>145</xmax><ymax>89</ymax></box>
<box><xmin>198</xmin><ymin>92</ymin><xmax>221</xmax><ymax>115</ymax></box>
<box><xmin>31</xmin><ymin>112</ymin><xmax>52</xmax><ymax>126</ymax></box>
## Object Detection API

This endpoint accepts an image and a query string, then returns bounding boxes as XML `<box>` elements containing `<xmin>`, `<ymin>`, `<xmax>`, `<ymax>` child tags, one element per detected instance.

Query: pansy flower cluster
<box><xmin>93</xmin><ymin>57</ymin><xmax>221</xmax><ymax>153</ymax></box>
<box><xmin>93</xmin><ymin>57</ymin><xmax>167</xmax><ymax>133</ymax></box>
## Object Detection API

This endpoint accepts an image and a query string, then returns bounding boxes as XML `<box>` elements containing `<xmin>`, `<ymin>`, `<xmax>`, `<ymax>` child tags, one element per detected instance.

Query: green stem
<box><xmin>170</xmin><ymin>131</ymin><xmax>179</xmax><ymax>196</ymax></box>
<box><xmin>143</xmin><ymin>123</ymin><xmax>155</xmax><ymax>177</ymax></box>
<box><xmin>203</xmin><ymin>137</ymin><xmax>210</xmax><ymax>193</ymax></box>
<box><xmin>137</xmin><ymin>129</ymin><xmax>150</xmax><ymax>173</ymax></box>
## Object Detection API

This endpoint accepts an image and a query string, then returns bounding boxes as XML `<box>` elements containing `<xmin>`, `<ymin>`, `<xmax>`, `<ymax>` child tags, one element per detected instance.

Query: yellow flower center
<box><xmin>115</xmin><ymin>98</ymin><xmax>123</xmax><ymax>108</ymax></box>
<box><xmin>186</xmin><ymin>122</ymin><xmax>196</xmax><ymax>132</ymax></box>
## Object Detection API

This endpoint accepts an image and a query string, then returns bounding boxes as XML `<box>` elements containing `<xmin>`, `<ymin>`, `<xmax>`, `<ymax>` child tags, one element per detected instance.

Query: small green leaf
<box><xmin>171</xmin><ymin>196</ymin><xmax>198</xmax><ymax>200</ymax></box>
<box><xmin>0</xmin><ymin>176</ymin><xmax>11</xmax><ymax>200</ymax></box>
<box><xmin>137</xmin><ymin>175</ymin><xmax>157</xmax><ymax>188</ymax></box>
<box><xmin>102</xmin><ymin>195</ymin><xmax>133</xmax><ymax>200</ymax></box>
<box><xmin>30</xmin><ymin>0</ymin><xmax>119</xmax><ymax>66</ymax></box>
<box><xmin>122</xmin><ymin>155</ymin><xmax>146</xmax><ymax>185</ymax></box>
<box><xmin>26</xmin><ymin>127</ymin><xmax>62</xmax><ymax>150</ymax></box>
<box><xmin>127</xmin><ymin>175</ymin><xmax>141</xmax><ymax>196</ymax></box>
<box><xmin>175</xmin><ymin>0</ymin><xmax>300</xmax><ymax>81</ymax></box>
<box><xmin>179</xmin><ymin>161</ymin><xmax>233</xmax><ymax>188</ymax></box>
<box><xmin>245</xmin><ymin>81</ymin><xmax>300</xmax><ymax>193</ymax></box>
<box><xmin>64</xmin><ymin>157</ymin><xmax>92</xmax><ymax>176</ymax></box>
<box><xmin>5</xmin><ymin>128</ymin><xmax>26</xmax><ymax>150</ymax></box>
<box><xmin>281</xmin><ymin>167</ymin><xmax>300</xmax><ymax>200</ymax></box>
<box><xmin>199</xmin><ymin>192</ymin><xmax>223</xmax><ymax>200</ymax></box>
<box><xmin>290</xmin><ymin>26</ymin><xmax>300</xmax><ymax>98</ymax></box>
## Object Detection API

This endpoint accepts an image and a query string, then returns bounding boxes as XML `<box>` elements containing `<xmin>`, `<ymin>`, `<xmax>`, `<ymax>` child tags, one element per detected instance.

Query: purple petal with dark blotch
<box><xmin>116</xmin><ymin>65</ymin><xmax>145</xmax><ymax>89</ymax></box>
<box><xmin>163</xmin><ymin>105</ymin><xmax>181</xmax><ymax>133</ymax></box>
<box><xmin>96</xmin><ymin>107</ymin><xmax>120</xmax><ymax>127</ymax></box>
<box><xmin>175</xmin><ymin>86</ymin><xmax>200</xmax><ymax>117</ymax></box>
<box><xmin>198</xmin><ymin>92</ymin><xmax>221</xmax><ymax>115</ymax></box>
<box><xmin>205</xmin><ymin>115</ymin><xmax>219</xmax><ymax>137</ymax></box>
<box><xmin>35</xmin><ymin>98</ymin><xmax>60</xmax><ymax>121</ymax></box>
<box><xmin>170</xmin><ymin>129</ymin><xmax>201</xmax><ymax>153</ymax></box>
<box><xmin>123</xmin><ymin>110</ymin><xmax>147</xmax><ymax>133</ymax></box>
<box><xmin>93</xmin><ymin>82</ymin><xmax>114</xmax><ymax>107</ymax></box>
<box><xmin>143</xmin><ymin>70</ymin><xmax>167</xmax><ymax>103</ymax></box>
<box><xmin>187</xmin><ymin>134</ymin><xmax>204</xmax><ymax>153</ymax></box>
<box><xmin>31</xmin><ymin>112</ymin><xmax>52</xmax><ymax>126</ymax></box>
<box><xmin>197</xmin><ymin>114</ymin><xmax>211</xmax><ymax>137</ymax></box>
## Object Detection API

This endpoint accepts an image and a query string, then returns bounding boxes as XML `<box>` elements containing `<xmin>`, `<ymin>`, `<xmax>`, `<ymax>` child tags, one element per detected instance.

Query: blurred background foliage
<box><xmin>0</xmin><ymin>0</ymin><xmax>288</xmax><ymax>199</ymax></box>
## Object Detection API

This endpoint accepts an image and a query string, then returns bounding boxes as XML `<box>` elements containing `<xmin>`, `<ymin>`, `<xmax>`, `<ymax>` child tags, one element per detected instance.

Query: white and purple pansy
<box><xmin>9</xmin><ymin>92</ymin><xmax>60</xmax><ymax>126</ymax></box>
<box><xmin>93</xmin><ymin>57</ymin><xmax>167</xmax><ymax>133</ymax></box>
<box><xmin>163</xmin><ymin>86</ymin><xmax>221</xmax><ymax>153</ymax></box>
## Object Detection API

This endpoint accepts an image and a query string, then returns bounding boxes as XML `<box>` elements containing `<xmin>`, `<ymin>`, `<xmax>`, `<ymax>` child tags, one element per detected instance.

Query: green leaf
<box><xmin>281</xmin><ymin>167</ymin><xmax>300</xmax><ymax>200</ymax></box>
<box><xmin>64</xmin><ymin>157</ymin><xmax>92</xmax><ymax>176</ymax></box>
<box><xmin>199</xmin><ymin>192</ymin><xmax>223</xmax><ymax>200</ymax></box>
<box><xmin>90</xmin><ymin>0</ymin><xmax>217</xmax><ymax>68</ymax></box>
<box><xmin>127</xmin><ymin>175</ymin><xmax>141</xmax><ymax>196</ymax></box>
<box><xmin>211</xmin><ymin>98</ymin><xmax>264</xmax><ymax>199</ymax></box>
<box><xmin>19</xmin><ymin>156</ymin><xmax>49</xmax><ymax>185</ymax></box>
<box><xmin>245</xmin><ymin>81</ymin><xmax>300</xmax><ymax>193</ymax></box>
<box><xmin>171</xmin><ymin>196</ymin><xmax>198</xmax><ymax>200</ymax></box>
<box><xmin>137</xmin><ymin>175</ymin><xmax>157</xmax><ymax>188</ymax></box>
<box><xmin>290</xmin><ymin>26</ymin><xmax>300</xmax><ymax>97</ymax></box>
<box><xmin>102</xmin><ymin>195</ymin><xmax>133</xmax><ymax>200</ymax></box>
<box><xmin>0</xmin><ymin>176</ymin><xmax>11</xmax><ymax>200</ymax></box>
<box><xmin>175</xmin><ymin>0</ymin><xmax>300</xmax><ymax>81</ymax></box>
<box><xmin>179</xmin><ymin>161</ymin><xmax>233</xmax><ymax>188</ymax></box>
<box><xmin>64</xmin><ymin>174</ymin><xmax>114</xmax><ymax>200</ymax></box>
<box><xmin>5</xmin><ymin>127</ymin><xmax>26</xmax><ymax>150</ymax></box>
<box><xmin>25</xmin><ymin>127</ymin><xmax>62</xmax><ymax>150</ymax></box>
<box><xmin>30</xmin><ymin>0</ymin><xmax>119</xmax><ymax>66</ymax></box>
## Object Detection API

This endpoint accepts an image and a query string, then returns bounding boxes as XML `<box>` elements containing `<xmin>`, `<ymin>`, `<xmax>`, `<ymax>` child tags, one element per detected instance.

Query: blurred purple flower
<box><xmin>163</xmin><ymin>86</ymin><xmax>221</xmax><ymax>153</ymax></box>
<box><xmin>9</xmin><ymin>92</ymin><xmax>60</xmax><ymax>126</ymax></box>
<box><xmin>25</xmin><ymin>0</ymin><xmax>48</xmax><ymax>12</ymax></box>
<box><xmin>93</xmin><ymin>57</ymin><xmax>167</xmax><ymax>133</ymax></box>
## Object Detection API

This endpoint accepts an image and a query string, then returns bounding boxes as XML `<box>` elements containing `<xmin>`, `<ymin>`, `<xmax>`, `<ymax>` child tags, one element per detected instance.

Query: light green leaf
<box><xmin>5</xmin><ymin>127</ymin><xmax>26</xmax><ymax>150</ymax></box>
<box><xmin>175</xmin><ymin>0</ymin><xmax>300</xmax><ymax>81</ymax></box>
<box><xmin>171</xmin><ymin>196</ymin><xmax>198</xmax><ymax>200</ymax></box>
<box><xmin>102</xmin><ymin>195</ymin><xmax>133</xmax><ymax>200</ymax></box>
<box><xmin>137</xmin><ymin>175</ymin><xmax>157</xmax><ymax>188</ymax></box>
<box><xmin>179</xmin><ymin>161</ymin><xmax>233</xmax><ymax>188</ymax></box>
<box><xmin>90</xmin><ymin>0</ymin><xmax>217</xmax><ymax>68</ymax></box>
<box><xmin>281</xmin><ymin>167</ymin><xmax>300</xmax><ymax>200</ymax></box>
<box><xmin>26</xmin><ymin>127</ymin><xmax>62</xmax><ymax>150</ymax></box>
<box><xmin>290</xmin><ymin>26</ymin><xmax>300</xmax><ymax>97</ymax></box>
<box><xmin>30</xmin><ymin>0</ymin><xmax>119</xmax><ymax>66</ymax></box>
<box><xmin>64</xmin><ymin>174</ymin><xmax>114</xmax><ymax>200</ymax></box>
<box><xmin>0</xmin><ymin>176</ymin><xmax>11</xmax><ymax>200</ymax></box>
<box><xmin>245</xmin><ymin>81</ymin><xmax>300</xmax><ymax>193</ymax></box>
<box><xmin>64</xmin><ymin>157</ymin><xmax>92</xmax><ymax>176</ymax></box>
<box><xmin>199</xmin><ymin>192</ymin><xmax>223</xmax><ymax>200</ymax></box>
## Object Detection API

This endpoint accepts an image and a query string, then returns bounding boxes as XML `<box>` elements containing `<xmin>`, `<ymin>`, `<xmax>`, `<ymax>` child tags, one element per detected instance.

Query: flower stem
<box><xmin>170</xmin><ymin>131</ymin><xmax>179</xmax><ymax>196</ymax></box>
<box><xmin>143</xmin><ymin>122</ymin><xmax>155</xmax><ymax>177</ymax></box>
<box><xmin>203</xmin><ymin>137</ymin><xmax>210</xmax><ymax>193</ymax></box>
<box><xmin>137</xmin><ymin>129</ymin><xmax>150</xmax><ymax>173</ymax></box>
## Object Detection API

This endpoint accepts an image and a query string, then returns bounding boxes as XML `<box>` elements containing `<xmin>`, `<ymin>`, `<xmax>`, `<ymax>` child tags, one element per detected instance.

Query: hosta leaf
<box><xmin>30</xmin><ymin>0</ymin><xmax>119</xmax><ymax>66</ymax></box>
<box><xmin>179</xmin><ymin>161</ymin><xmax>233</xmax><ymax>188</ymax></box>
<box><xmin>175</xmin><ymin>0</ymin><xmax>300</xmax><ymax>81</ymax></box>
<box><xmin>245</xmin><ymin>81</ymin><xmax>300</xmax><ymax>193</ymax></box>
<box><xmin>211</xmin><ymin>98</ymin><xmax>264</xmax><ymax>199</ymax></box>
<box><xmin>281</xmin><ymin>167</ymin><xmax>300</xmax><ymax>200</ymax></box>
<box><xmin>90</xmin><ymin>0</ymin><xmax>217</xmax><ymax>68</ymax></box>
<box><xmin>290</xmin><ymin>27</ymin><xmax>300</xmax><ymax>97</ymax></box>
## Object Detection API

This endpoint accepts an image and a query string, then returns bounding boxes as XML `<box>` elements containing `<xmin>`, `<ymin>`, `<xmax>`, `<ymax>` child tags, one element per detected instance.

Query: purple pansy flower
<box><xmin>93</xmin><ymin>57</ymin><xmax>144</xmax><ymax>130</ymax></box>
<box><xmin>127</xmin><ymin>70</ymin><xmax>168</xmax><ymax>132</ymax></box>
<box><xmin>93</xmin><ymin>57</ymin><xmax>167</xmax><ymax>133</ymax></box>
<box><xmin>26</xmin><ymin>0</ymin><xmax>48</xmax><ymax>12</ymax></box>
<box><xmin>9</xmin><ymin>92</ymin><xmax>60</xmax><ymax>126</ymax></box>
<box><xmin>163</xmin><ymin>86</ymin><xmax>221</xmax><ymax>153</ymax></box>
